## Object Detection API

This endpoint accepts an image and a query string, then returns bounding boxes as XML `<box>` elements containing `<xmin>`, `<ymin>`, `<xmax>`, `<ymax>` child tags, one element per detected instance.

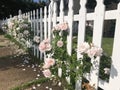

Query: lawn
<box><xmin>102</xmin><ymin>37</ymin><xmax>113</xmax><ymax>56</ymax></box>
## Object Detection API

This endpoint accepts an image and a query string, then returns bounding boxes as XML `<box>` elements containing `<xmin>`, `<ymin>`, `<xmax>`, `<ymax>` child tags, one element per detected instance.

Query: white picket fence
<box><xmin>2</xmin><ymin>0</ymin><xmax>120</xmax><ymax>90</ymax></box>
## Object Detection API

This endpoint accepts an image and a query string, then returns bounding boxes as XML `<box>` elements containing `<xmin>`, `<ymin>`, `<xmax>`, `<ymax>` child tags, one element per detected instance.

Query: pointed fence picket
<box><xmin>107</xmin><ymin>3</ymin><xmax>120</xmax><ymax>90</ymax></box>
<box><xmin>36</xmin><ymin>9</ymin><xmax>39</xmax><ymax>58</ymax></box>
<box><xmin>53</xmin><ymin>1</ymin><xmax>57</xmax><ymax>26</ymax></box>
<box><xmin>2</xmin><ymin>0</ymin><xmax>120</xmax><ymax>90</ymax></box>
<box><xmin>40</xmin><ymin>8</ymin><xmax>43</xmax><ymax>59</ymax></box>
<box><xmin>77</xmin><ymin>0</ymin><xmax>87</xmax><ymax>59</ymax></box>
<box><xmin>59</xmin><ymin>0</ymin><xmax>64</xmax><ymax>23</ymax></box>
<box><xmin>44</xmin><ymin>6</ymin><xmax>47</xmax><ymax>39</ymax></box>
<box><xmin>67</xmin><ymin>0</ymin><xmax>73</xmax><ymax>55</ymax></box>
<box><xmin>90</xmin><ymin>0</ymin><xmax>105</xmax><ymax>89</ymax></box>
<box><xmin>48</xmin><ymin>0</ymin><xmax>54</xmax><ymax>41</ymax></box>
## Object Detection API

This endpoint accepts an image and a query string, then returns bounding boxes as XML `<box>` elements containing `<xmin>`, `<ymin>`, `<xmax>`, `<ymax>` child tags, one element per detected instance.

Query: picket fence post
<box><xmin>77</xmin><ymin>0</ymin><xmax>87</xmax><ymax>59</ymax></box>
<box><xmin>18</xmin><ymin>10</ymin><xmax>22</xmax><ymax>19</ymax></box>
<box><xmin>48</xmin><ymin>0</ymin><xmax>54</xmax><ymax>41</ymax></box>
<box><xmin>40</xmin><ymin>8</ymin><xmax>43</xmax><ymax>59</ymax></box>
<box><xmin>33</xmin><ymin>10</ymin><xmax>36</xmax><ymax>56</ymax></box>
<box><xmin>28</xmin><ymin>12</ymin><xmax>30</xmax><ymax>22</ymax></box>
<box><xmin>53</xmin><ymin>1</ymin><xmax>57</xmax><ymax>26</ymax></box>
<box><xmin>76</xmin><ymin>1</ymin><xmax>87</xmax><ymax>90</ymax></box>
<box><xmin>67</xmin><ymin>0</ymin><xmax>73</xmax><ymax>55</ymax></box>
<box><xmin>30</xmin><ymin>11</ymin><xmax>33</xmax><ymax>51</ymax></box>
<box><xmin>44</xmin><ymin>6</ymin><xmax>47</xmax><ymax>39</ymax></box>
<box><xmin>106</xmin><ymin>2</ymin><xmax>120</xmax><ymax>90</ymax></box>
<box><xmin>90</xmin><ymin>0</ymin><xmax>105</xmax><ymax>89</ymax></box>
<box><xmin>59</xmin><ymin>0</ymin><xmax>64</xmax><ymax>23</ymax></box>
<box><xmin>36</xmin><ymin>9</ymin><xmax>39</xmax><ymax>58</ymax></box>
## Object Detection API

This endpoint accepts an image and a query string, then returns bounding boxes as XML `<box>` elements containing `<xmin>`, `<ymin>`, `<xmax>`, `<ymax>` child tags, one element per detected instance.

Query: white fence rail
<box><xmin>1</xmin><ymin>0</ymin><xmax>120</xmax><ymax>90</ymax></box>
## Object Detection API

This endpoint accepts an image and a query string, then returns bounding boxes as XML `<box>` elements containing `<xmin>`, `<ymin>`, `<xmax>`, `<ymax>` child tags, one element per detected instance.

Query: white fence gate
<box><xmin>2</xmin><ymin>0</ymin><xmax>120</xmax><ymax>90</ymax></box>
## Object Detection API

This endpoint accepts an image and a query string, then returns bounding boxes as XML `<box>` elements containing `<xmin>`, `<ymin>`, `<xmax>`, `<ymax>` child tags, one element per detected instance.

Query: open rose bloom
<box><xmin>42</xmin><ymin>69</ymin><xmax>51</xmax><ymax>78</ymax></box>
<box><xmin>78</xmin><ymin>42</ymin><xmax>103</xmax><ymax>59</ymax></box>
<box><xmin>53</xmin><ymin>22</ymin><xmax>68</xmax><ymax>31</ymax></box>
<box><xmin>39</xmin><ymin>39</ymin><xmax>51</xmax><ymax>52</ymax></box>
<box><xmin>43</xmin><ymin>63</ymin><xmax>51</xmax><ymax>69</ymax></box>
<box><xmin>57</xmin><ymin>40</ymin><xmax>63</xmax><ymax>47</ymax></box>
<box><xmin>43</xmin><ymin>58</ymin><xmax>55</xmax><ymax>69</ymax></box>
<box><xmin>59</xmin><ymin>22</ymin><xmax>68</xmax><ymax>30</ymax></box>
<box><xmin>45</xmin><ymin>58</ymin><xmax>55</xmax><ymax>66</ymax></box>
<box><xmin>78</xmin><ymin>42</ymin><xmax>90</xmax><ymax>54</ymax></box>
<box><xmin>33</xmin><ymin>36</ymin><xmax>40</xmax><ymax>43</ymax></box>
<box><xmin>87</xmin><ymin>45</ymin><xmax>103</xmax><ymax>58</ymax></box>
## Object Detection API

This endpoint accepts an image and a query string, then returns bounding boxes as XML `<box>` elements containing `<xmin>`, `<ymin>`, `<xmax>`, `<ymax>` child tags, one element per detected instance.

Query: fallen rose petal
<box><xmin>27</xmin><ymin>65</ymin><xmax>30</xmax><ymax>67</ymax></box>
<box><xmin>37</xmin><ymin>84</ymin><xmax>41</xmax><ymax>87</ymax></box>
<box><xmin>36</xmin><ymin>77</ymin><xmax>39</xmax><ymax>80</ymax></box>
<box><xmin>49</xmin><ymin>88</ymin><xmax>52</xmax><ymax>90</ymax></box>
<box><xmin>32</xmin><ymin>86</ymin><xmax>36</xmax><ymax>90</ymax></box>
<box><xmin>33</xmin><ymin>68</ymin><xmax>36</xmax><ymax>71</ymax></box>
<box><xmin>22</xmin><ymin>68</ymin><xmax>26</xmax><ymax>71</ymax></box>
<box><xmin>58</xmin><ymin>82</ymin><xmax>62</xmax><ymax>86</ymax></box>
<box><xmin>22</xmin><ymin>64</ymin><xmax>24</xmax><ymax>67</ymax></box>
<box><xmin>46</xmin><ymin>86</ymin><xmax>49</xmax><ymax>89</ymax></box>
<box><xmin>37</xmin><ymin>74</ymin><xmax>40</xmax><ymax>77</ymax></box>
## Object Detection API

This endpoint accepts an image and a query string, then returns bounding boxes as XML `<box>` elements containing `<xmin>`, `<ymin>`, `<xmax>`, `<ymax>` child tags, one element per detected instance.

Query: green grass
<box><xmin>102</xmin><ymin>37</ymin><xmax>113</xmax><ymax>56</ymax></box>
<box><xmin>10</xmin><ymin>78</ymin><xmax>49</xmax><ymax>90</ymax></box>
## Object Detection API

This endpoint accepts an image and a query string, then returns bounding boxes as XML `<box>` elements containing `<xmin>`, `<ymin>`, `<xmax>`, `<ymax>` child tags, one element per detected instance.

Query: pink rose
<box><xmin>39</xmin><ymin>42</ymin><xmax>46</xmax><ymax>52</ymax></box>
<box><xmin>43</xmin><ymin>39</ymin><xmax>52</xmax><ymax>51</ymax></box>
<box><xmin>45</xmin><ymin>44</ymin><xmax>52</xmax><ymax>51</ymax></box>
<box><xmin>42</xmin><ymin>69</ymin><xmax>51</xmax><ymax>78</ymax></box>
<box><xmin>78</xmin><ymin>42</ymin><xmax>90</xmax><ymax>53</ymax></box>
<box><xmin>87</xmin><ymin>47</ymin><xmax>97</xmax><ymax>58</ymax></box>
<box><xmin>42</xmin><ymin>63</ymin><xmax>51</xmax><ymax>69</ymax></box>
<box><xmin>59</xmin><ymin>22</ymin><xmax>68</xmax><ymax>30</ymax></box>
<box><xmin>39</xmin><ymin>39</ymin><xmax>51</xmax><ymax>52</ymax></box>
<box><xmin>45</xmin><ymin>58</ymin><xmax>55</xmax><ymax>66</ymax></box>
<box><xmin>53</xmin><ymin>22</ymin><xmax>68</xmax><ymax>31</ymax></box>
<box><xmin>43</xmin><ymin>39</ymin><xmax>50</xmax><ymax>44</ymax></box>
<box><xmin>95</xmin><ymin>47</ymin><xmax>103</xmax><ymax>56</ymax></box>
<box><xmin>57</xmin><ymin>40</ymin><xmax>63</xmax><ymax>47</ymax></box>
<box><xmin>54</xmin><ymin>24</ymin><xmax>61</xmax><ymax>31</ymax></box>
<box><xmin>87</xmin><ymin>46</ymin><xmax>103</xmax><ymax>58</ymax></box>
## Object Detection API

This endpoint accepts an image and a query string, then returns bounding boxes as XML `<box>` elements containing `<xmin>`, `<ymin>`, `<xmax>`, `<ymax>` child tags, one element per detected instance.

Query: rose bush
<box><xmin>5</xmin><ymin>16</ymin><xmax>33</xmax><ymax>49</ymax></box>
<box><xmin>38</xmin><ymin>22</ymin><xmax>101</xmax><ymax>89</ymax></box>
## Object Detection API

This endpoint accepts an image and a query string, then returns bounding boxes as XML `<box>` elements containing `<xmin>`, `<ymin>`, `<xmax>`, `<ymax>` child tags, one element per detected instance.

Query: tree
<box><xmin>0</xmin><ymin>0</ymin><xmax>45</xmax><ymax>19</ymax></box>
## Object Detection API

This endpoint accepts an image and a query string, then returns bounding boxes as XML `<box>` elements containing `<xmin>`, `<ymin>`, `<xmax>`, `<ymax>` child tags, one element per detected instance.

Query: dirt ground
<box><xmin>0</xmin><ymin>33</ymin><xmax>64</xmax><ymax>90</ymax></box>
<box><xmin>0</xmin><ymin>34</ymin><xmax>38</xmax><ymax>90</ymax></box>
